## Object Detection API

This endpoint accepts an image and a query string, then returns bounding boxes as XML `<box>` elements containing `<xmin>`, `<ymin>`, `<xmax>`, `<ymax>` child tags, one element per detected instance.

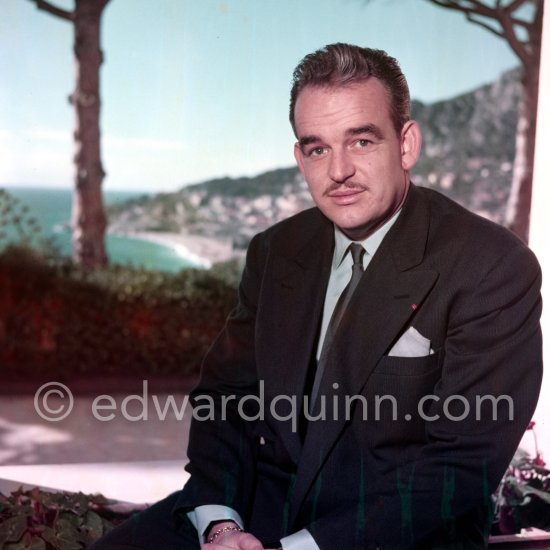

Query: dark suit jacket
<box><xmin>175</xmin><ymin>185</ymin><xmax>542</xmax><ymax>549</ymax></box>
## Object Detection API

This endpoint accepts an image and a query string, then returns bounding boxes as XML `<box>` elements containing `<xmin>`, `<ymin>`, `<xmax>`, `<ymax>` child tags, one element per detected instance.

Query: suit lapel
<box><xmin>289</xmin><ymin>185</ymin><xmax>440</xmax><ymax>522</ymax></box>
<box><xmin>258</xmin><ymin>213</ymin><xmax>334</xmax><ymax>463</ymax></box>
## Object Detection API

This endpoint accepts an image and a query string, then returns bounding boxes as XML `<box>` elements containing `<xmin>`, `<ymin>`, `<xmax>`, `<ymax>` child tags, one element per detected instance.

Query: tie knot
<box><xmin>349</xmin><ymin>243</ymin><xmax>365</xmax><ymax>269</ymax></box>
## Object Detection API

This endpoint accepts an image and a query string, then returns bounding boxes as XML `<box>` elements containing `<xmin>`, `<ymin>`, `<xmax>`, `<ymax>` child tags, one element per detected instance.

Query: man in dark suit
<box><xmin>93</xmin><ymin>43</ymin><xmax>542</xmax><ymax>549</ymax></box>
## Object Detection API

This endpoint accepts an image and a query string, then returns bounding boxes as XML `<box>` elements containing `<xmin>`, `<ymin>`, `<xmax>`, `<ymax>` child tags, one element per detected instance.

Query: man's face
<box><xmin>293</xmin><ymin>78</ymin><xmax>421</xmax><ymax>241</ymax></box>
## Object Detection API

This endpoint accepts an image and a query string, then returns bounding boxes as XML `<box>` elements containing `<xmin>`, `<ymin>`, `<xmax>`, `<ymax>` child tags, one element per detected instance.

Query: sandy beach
<box><xmin>116</xmin><ymin>231</ymin><xmax>237</xmax><ymax>268</ymax></box>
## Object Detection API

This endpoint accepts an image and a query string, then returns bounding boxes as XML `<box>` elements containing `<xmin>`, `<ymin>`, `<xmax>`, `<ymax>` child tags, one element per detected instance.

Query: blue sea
<box><xmin>1</xmin><ymin>187</ymin><xmax>195</xmax><ymax>272</ymax></box>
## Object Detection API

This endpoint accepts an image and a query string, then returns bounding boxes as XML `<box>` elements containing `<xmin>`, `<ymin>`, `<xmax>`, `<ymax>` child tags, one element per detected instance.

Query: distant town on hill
<box><xmin>108</xmin><ymin>68</ymin><xmax>521</xmax><ymax>251</ymax></box>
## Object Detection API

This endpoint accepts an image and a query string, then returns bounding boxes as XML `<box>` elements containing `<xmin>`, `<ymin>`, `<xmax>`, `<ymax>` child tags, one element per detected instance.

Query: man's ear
<box><xmin>294</xmin><ymin>142</ymin><xmax>306</xmax><ymax>176</ymax></box>
<box><xmin>400</xmin><ymin>120</ymin><xmax>422</xmax><ymax>171</ymax></box>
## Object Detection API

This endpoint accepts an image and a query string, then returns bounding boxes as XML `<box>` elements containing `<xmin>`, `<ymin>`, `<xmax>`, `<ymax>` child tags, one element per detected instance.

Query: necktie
<box><xmin>309</xmin><ymin>243</ymin><xmax>365</xmax><ymax>406</ymax></box>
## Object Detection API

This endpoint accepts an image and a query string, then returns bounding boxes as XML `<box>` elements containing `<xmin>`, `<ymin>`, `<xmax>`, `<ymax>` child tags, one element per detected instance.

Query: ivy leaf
<box><xmin>0</xmin><ymin>515</ymin><xmax>28</xmax><ymax>543</ymax></box>
<box><xmin>53</xmin><ymin>516</ymin><xmax>85</xmax><ymax>549</ymax></box>
<box><xmin>82</xmin><ymin>510</ymin><xmax>104</xmax><ymax>543</ymax></box>
<box><xmin>0</xmin><ymin>493</ymin><xmax>14</xmax><ymax>513</ymax></box>
<box><xmin>40</xmin><ymin>526</ymin><xmax>59</xmax><ymax>547</ymax></box>
<box><xmin>4</xmin><ymin>532</ymin><xmax>47</xmax><ymax>550</ymax></box>
<box><xmin>67</xmin><ymin>493</ymin><xmax>89</xmax><ymax>516</ymax></box>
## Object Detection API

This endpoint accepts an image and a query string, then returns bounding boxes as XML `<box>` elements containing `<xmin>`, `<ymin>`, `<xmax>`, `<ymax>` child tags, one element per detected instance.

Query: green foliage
<box><xmin>0</xmin><ymin>245</ymin><xmax>239</xmax><ymax>379</ymax></box>
<box><xmin>55</xmin><ymin>256</ymin><xmax>240</xmax><ymax>307</ymax></box>
<box><xmin>0</xmin><ymin>189</ymin><xmax>58</xmax><ymax>257</ymax></box>
<box><xmin>0</xmin><ymin>487</ymin><xmax>142</xmax><ymax>549</ymax></box>
<box><xmin>493</xmin><ymin>428</ymin><xmax>550</xmax><ymax>534</ymax></box>
<box><xmin>188</xmin><ymin>167</ymin><xmax>301</xmax><ymax>201</ymax></box>
<box><xmin>0</xmin><ymin>187</ymin><xmax>240</xmax><ymax>380</ymax></box>
<box><xmin>208</xmin><ymin>257</ymin><xmax>245</xmax><ymax>290</ymax></box>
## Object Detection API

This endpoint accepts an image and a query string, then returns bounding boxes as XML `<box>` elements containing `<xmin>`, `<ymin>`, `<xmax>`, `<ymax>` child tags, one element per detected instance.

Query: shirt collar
<box><xmin>333</xmin><ymin>209</ymin><xmax>401</xmax><ymax>269</ymax></box>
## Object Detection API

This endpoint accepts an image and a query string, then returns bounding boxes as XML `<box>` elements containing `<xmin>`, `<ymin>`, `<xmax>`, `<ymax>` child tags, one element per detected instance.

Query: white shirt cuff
<box><xmin>186</xmin><ymin>505</ymin><xmax>244</xmax><ymax>544</ymax></box>
<box><xmin>281</xmin><ymin>529</ymin><xmax>319</xmax><ymax>550</ymax></box>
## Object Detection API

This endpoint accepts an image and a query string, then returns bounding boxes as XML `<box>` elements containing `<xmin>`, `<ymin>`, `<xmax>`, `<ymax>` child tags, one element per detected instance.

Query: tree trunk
<box><xmin>422</xmin><ymin>0</ymin><xmax>544</xmax><ymax>243</ymax></box>
<box><xmin>70</xmin><ymin>0</ymin><xmax>108</xmax><ymax>267</ymax></box>
<box><xmin>505</xmin><ymin>70</ymin><xmax>539</xmax><ymax>243</ymax></box>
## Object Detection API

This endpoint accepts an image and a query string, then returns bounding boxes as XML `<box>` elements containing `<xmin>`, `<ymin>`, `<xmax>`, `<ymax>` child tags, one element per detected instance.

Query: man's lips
<box><xmin>326</xmin><ymin>187</ymin><xmax>365</xmax><ymax>205</ymax></box>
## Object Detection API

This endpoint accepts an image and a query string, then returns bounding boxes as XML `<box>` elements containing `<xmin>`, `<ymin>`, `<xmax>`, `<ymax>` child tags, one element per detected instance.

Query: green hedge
<box><xmin>0</xmin><ymin>246</ymin><xmax>241</xmax><ymax>380</ymax></box>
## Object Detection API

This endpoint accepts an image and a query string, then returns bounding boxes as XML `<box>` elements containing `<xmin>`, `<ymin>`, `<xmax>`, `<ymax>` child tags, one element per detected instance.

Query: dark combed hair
<box><xmin>289</xmin><ymin>43</ymin><xmax>410</xmax><ymax>136</ymax></box>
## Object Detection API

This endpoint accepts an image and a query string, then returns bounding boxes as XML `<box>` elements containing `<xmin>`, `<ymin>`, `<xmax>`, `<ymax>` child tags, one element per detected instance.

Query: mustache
<box><xmin>323</xmin><ymin>182</ymin><xmax>368</xmax><ymax>196</ymax></box>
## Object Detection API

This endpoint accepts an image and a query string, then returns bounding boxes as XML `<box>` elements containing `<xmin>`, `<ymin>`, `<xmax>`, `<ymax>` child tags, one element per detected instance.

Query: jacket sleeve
<box><xmin>173</xmin><ymin>233</ymin><xmax>266</xmax><ymax>523</ymax></box>
<box><xmin>307</xmin><ymin>243</ymin><xmax>543</xmax><ymax>548</ymax></box>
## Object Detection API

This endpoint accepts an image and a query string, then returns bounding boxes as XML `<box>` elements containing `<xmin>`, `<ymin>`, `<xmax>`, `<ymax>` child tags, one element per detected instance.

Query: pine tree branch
<box><xmin>426</xmin><ymin>0</ymin><xmax>539</xmax><ymax>67</ymax></box>
<box><xmin>32</xmin><ymin>0</ymin><xmax>74</xmax><ymax>21</ymax></box>
<box><xmin>510</xmin><ymin>17</ymin><xmax>531</xmax><ymax>29</ymax></box>
<box><xmin>468</xmin><ymin>0</ymin><xmax>493</xmax><ymax>11</ymax></box>
<box><xmin>498</xmin><ymin>6</ymin><xmax>532</xmax><ymax>66</ymax></box>
<box><xmin>465</xmin><ymin>12</ymin><xmax>505</xmax><ymax>38</ymax></box>
<box><xmin>428</xmin><ymin>0</ymin><xmax>496</xmax><ymax>20</ymax></box>
<box><xmin>504</xmin><ymin>0</ymin><xmax>531</xmax><ymax>13</ymax></box>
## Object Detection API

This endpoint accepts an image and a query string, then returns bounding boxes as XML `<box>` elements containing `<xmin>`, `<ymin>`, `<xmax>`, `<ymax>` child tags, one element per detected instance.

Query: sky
<box><xmin>0</xmin><ymin>0</ymin><xmax>519</xmax><ymax>192</ymax></box>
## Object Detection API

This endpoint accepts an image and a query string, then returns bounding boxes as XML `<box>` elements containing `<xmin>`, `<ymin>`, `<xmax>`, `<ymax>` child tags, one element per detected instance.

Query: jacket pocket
<box><xmin>374</xmin><ymin>349</ymin><xmax>441</xmax><ymax>376</ymax></box>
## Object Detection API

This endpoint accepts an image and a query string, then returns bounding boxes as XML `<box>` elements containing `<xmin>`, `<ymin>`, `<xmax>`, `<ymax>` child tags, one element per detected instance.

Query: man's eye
<box><xmin>355</xmin><ymin>139</ymin><xmax>371</xmax><ymax>148</ymax></box>
<box><xmin>308</xmin><ymin>147</ymin><xmax>326</xmax><ymax>157</ymax></box>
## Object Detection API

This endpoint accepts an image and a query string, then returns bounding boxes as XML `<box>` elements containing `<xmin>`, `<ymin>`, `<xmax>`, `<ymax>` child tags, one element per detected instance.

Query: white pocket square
<box><xmin>388</xmin><ymin>326</ymin><xmax>434</xmax><ymax>357</ymax></box>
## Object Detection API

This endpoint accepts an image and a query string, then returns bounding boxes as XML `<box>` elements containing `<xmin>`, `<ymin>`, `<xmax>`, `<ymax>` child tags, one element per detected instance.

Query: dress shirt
<box><xmin>187</xmin><ymin>505</ymin><xmax>244</xmax><ymax>543</ymax></box>
<box><xmin>316</xmin><ymin>211</ymin><xmax>401</xmax><ymax>359</ymax></box>
<box><xmin>188</xmin><ymin>210</ymin><xmax>401</xmax><ymax>549</ymax></box>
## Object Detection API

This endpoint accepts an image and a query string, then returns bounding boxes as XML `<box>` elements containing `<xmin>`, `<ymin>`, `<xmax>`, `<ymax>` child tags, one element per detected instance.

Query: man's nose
<box><xmin>328</xmin><ymin>149</ymin><xmax>355</xmax><ymax>183</ymax></box>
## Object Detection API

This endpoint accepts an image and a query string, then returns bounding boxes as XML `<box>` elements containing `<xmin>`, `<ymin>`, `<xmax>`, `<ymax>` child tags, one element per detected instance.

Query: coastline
<box><xmin>115</xmin><ymin>231</ymin><xmax>236</xmax><ymax>268</ymax></box>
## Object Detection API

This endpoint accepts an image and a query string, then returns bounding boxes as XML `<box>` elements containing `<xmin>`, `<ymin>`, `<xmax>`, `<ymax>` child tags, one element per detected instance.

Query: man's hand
<box><xmin>202</xmin><ymin>521</ymin><xmax>265</xmax><ymax>550</ymax></box>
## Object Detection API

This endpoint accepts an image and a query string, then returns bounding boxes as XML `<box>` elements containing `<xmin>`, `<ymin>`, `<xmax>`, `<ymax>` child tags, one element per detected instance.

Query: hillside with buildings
<box><xmin>108</xmin><ymin>68</ymin><xmax>521</xmax><ymax>252</ymax></box>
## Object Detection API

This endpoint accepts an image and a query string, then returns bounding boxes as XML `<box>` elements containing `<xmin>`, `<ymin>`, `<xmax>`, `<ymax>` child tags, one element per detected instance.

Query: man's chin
<box><xmin>334</xmin><ymin>221</ymin><xmax>377</xmax><ymax>241</ymax></box>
